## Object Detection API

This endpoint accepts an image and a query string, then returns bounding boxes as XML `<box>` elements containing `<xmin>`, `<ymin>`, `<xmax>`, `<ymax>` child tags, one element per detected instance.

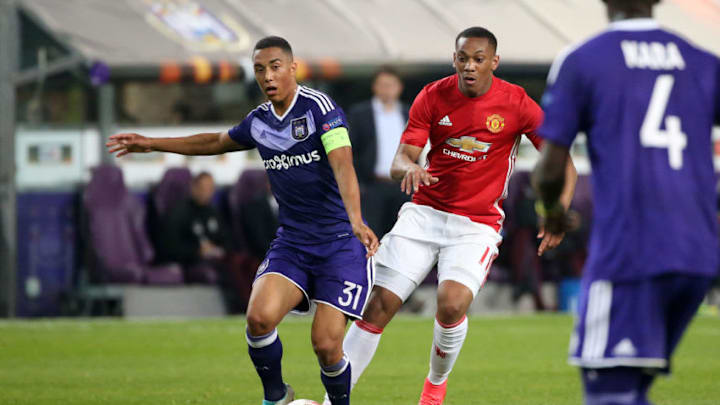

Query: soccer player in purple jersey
<box><xmin>107</xmin><ymin>36</ymin><xmax>379</xmax><ymax>405</ymax></box>
<box><xmin>534</xmin><ymin>0</ymin><xmax>720</xmax><ymax>404</ymax></box>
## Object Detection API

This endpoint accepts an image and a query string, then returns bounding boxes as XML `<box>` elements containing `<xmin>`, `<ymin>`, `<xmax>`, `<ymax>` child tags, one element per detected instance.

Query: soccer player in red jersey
<box><xmin>326</xmin><ymin>27</ymin><xmax>578</xmax><ymax>405</ymax></box>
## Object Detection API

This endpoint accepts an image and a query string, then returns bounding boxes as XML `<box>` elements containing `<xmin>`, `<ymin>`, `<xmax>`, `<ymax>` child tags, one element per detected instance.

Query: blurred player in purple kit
<box><xmin>534</xmin><ymin>1</ymin><xmax>720</xmax><ymax>404</ymax></box>
<box><xmin>107</xmin><ymin>36</ymin><xmax>378</xmax><ymax>405</ymax></box>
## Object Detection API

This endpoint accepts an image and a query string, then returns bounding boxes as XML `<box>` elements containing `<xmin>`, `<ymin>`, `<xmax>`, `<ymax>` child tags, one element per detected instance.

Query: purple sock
<box><xmin>320</xmin><ymin>355</ymin><xmax>351</xmax><ymax>405</ymax></box>
<box><xmin>247</xmin><ymin>328</ymin><xmax>286</xmax><ymax>402</ymax></box>
<box><xmin>581</xmin><ymin>367</ymin><xmax>652</xmax><ymax>405</ymax></box>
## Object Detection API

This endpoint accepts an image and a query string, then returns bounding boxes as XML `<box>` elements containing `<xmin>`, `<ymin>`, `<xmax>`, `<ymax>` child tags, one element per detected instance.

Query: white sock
<box><xmin>344</xmin><ymin>320</ymin><xmax>384</xmax><ymax>390</ymax></box>
<box><xmin>427</xmin><ymin>316</ymin><xmax>468</xmax><ymax>385</ymax></box>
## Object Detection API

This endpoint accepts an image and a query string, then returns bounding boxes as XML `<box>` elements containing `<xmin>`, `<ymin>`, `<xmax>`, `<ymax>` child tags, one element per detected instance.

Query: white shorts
<box><xmin>374</xmin><ymin>202</ymin><xmax>502</xmax><ymax>302</ymax></box>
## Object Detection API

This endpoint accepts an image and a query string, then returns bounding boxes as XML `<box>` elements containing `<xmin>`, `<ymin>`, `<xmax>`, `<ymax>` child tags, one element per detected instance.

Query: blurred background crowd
<box><xmin>1</xmin><ymin>0</ymin><xmax>719</xmax><ymax>318</ymax></box>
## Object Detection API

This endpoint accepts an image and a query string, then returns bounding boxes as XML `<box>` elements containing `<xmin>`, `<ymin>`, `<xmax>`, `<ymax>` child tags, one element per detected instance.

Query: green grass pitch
<box><xmin>1</xmin><ymin>314</ymin><xmax>718</xmax><ymax>404</ymax></box>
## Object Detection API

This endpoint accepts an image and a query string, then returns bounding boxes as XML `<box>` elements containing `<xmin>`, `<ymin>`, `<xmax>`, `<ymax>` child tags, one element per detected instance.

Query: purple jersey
<box><xmin>539</xmin><ymin>19</ymin><xmax>720</xmax><ymax>282</ymax></box>
<box><xmin>229</xmin><ymin>86</ymin><xmax>353</xmax><ymax>244</ymax></box>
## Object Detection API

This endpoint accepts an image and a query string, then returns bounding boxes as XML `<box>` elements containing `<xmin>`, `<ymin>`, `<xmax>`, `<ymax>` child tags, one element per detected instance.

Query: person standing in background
<box><xmin>349</xmin><ymin>66</ymin><xmax>411</xmax><ymax>237</ymax></box>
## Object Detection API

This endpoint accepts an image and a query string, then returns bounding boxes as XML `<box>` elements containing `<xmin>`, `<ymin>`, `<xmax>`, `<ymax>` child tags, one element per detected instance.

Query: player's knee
<box><xmin>246</xmin><ymin>310</ymin><xmax>278</xmax><ymax>336</ymax></box>
<box><xmin>362</xmin><ymin>297</ymin><xmax>389</xmax><ymax>327</ymax></box>
<box><xmin>436</xmin><ymin>299</ymin><xmax>467</xmax><ymax>325</ymax></box>
<box><xmin>311</xmin><ymin>335</ymin><xmax>343</xmax><ymax>366</ymax></box>
<box><xmin>362</xmin><ymin>288</ymin><xmax>401</xmax><ymax>328</ymax></box>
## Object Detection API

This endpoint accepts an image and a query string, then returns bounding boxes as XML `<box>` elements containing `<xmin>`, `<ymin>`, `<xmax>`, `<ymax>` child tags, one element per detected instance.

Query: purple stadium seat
<box><xmin>153</xmin><ymin>167</ymin><xmax>192</xmax><ymax>217</ymax></box>
<box><xmin>503</xmin><ymin>170</ymin><xmax>532</xmax><ymax>229</ymax></box>
<box><xmin>224</xmin><ymin>169</ymin><xmax>272</xmax><ymax>311</ymax></box>
<box><xmin>185</xmin><ymin>262</ymin><xmax>220</xmax><ymax>284</ymax></box>
<box><xmin>83</xmin><ymin>165</ymin><xmax>183</xmax><ymax>285</ymax></box>
<box><xmin>228</xmin><ymin>169</ymin><xmax>269</xmax><ymax>250</ymax></box>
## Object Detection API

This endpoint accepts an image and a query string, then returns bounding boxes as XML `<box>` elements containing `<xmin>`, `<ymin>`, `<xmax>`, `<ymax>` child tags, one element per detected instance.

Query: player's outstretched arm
<box><xmin>327</xmin><ymin>146</ymin><xmax>379</xmax><ymax>257</ymax></box>
<box><xmin>106</xmin><ymin>131</ymin><xmax>251</xmax><ymax>158</ymax></box>
<box><xmin>390</xmin><ymin>144</ymin><xmax>439</xmax><ymax>194</ymax></box>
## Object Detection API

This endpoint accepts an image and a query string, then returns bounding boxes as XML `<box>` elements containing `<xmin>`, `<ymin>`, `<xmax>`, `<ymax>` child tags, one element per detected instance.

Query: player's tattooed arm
<box><xmin>327</xmin><ymin>146</ymin><xmax>380</xmax><ymax>257</ymax></box>
<box><xmin>391</xmin><ymin>144</ymin><xmax>439</xmax><ymax>195</ymax></box>
<box><xmin>106</xmin><ymin>131</ymin><xmax>251</xmax><ymax>157</ymax></box>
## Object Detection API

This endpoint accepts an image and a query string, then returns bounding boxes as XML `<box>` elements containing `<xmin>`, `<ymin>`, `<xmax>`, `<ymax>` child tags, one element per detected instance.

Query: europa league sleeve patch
<box><xmin>321</xmin><ymin>127</ymin><xmax>351</xmax><ymax>154</ymax></box>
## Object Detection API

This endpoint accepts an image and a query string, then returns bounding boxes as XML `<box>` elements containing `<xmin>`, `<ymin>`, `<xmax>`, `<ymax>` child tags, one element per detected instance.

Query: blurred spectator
<box><xmin>239</xmin><ymin>177</ymin><xmax>279</xmax><ymax>260</ymax></box>
<box><xmin>508</xmin><ymin>181</ymin><xmax>586</xmax><ymax>311</ymax></box>
<box><xmin>169</xmin><ymin>102</ymin><xmax>192</xmax><ymax>124</ymax></box>
<box><xmin>348</xmin><ymin>65</ymin><xmax>410</xmax><ymax>237</ymax></box>
<box><xmin>157</xmin><ymin>172</ymin><xmax>229</xmax><ymax>282</ymax></box>
<box><xmin>508</xmin><ymin>182</ymin><xmax>546</xmax><ymax>310</ymax></box>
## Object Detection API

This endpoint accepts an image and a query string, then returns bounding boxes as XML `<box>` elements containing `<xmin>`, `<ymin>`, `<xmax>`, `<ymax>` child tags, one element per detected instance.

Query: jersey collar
<box><xmin>607</xmin><ymin>18</ymin><xmax>660</xmax><ymax>32</ymax></box>
<box><xmin>454</xmin><ymin>74</ymin><xmax>496</xmax><ymax>101</ymax></box>
<box><xmin>270</xmin><ymin>86</ymin><xmax>300</xmax><ymax>121</ymax></box>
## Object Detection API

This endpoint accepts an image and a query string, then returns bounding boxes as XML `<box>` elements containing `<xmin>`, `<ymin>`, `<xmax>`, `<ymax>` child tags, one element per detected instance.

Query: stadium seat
<box><xmin>151</xmin><ymin>167</ymin><xmax>192</xmax><ymax>217</ymax></box>
<box><xmin>503</xmin><ymin>170</ymin><xmax>532</xmax><ymax>228</ymax></box>
<box><xmin>83</xmin><ymin>165</ymin><xmax>183</xmax><ymax>285</ymax></box>
<box><xmin>227</xmin><ymin>168</ymin><xmax>269</xmax><ymax>251</ymax></box>
<box><xmin>225</xmin><ymin>169</ymin><xmax>271</xmax><ymax>312</ymax></box>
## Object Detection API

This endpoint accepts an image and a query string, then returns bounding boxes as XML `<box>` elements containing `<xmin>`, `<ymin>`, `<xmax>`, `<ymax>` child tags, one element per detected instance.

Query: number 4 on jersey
<box><xmin>640</xmin><ymin>74</ymin><xmax>687</xmax><ymax>170</ymax></box>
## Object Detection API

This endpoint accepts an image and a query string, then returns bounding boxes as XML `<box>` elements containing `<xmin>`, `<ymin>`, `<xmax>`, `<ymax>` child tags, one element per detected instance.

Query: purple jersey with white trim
<box><xmin>539</xmin><ymin>19</ymin><xmax>720</xmax><ymax>282</ymax></box>
<box><xmin>229</xmin><ymin>86</ymin><xmax>353</xmax><ymax>244</ymax></box>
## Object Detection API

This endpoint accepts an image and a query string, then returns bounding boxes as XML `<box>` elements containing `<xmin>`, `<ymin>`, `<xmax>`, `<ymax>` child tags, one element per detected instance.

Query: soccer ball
<box><xmin>288</xmin><ymin>401</ymin><xmax>320</xmax><ymax>405</ymax></box>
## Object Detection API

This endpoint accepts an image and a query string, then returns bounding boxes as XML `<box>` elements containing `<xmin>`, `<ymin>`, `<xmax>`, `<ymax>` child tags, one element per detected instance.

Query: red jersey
<box><xmin>401</xmin><ymin>75</ymin><xmax>544</xmax><ymax>232</ymax></box>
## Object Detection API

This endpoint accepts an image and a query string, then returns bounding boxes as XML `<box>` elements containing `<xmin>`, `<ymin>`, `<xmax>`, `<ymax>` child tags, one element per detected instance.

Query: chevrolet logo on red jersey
<box><xmin>445</xmin><ymin>136</ymin><xmax>491</xmax><ymax>153</ymax></box>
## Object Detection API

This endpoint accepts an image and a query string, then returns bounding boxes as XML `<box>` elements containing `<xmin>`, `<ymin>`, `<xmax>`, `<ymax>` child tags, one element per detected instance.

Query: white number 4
<box><xmin>338</xmin><ymin>281</ymin><xmax>363</xmax><ymax>310</ymax></box>
<box><xmin>640</xmin><ymin>74</ymin><xmax>687</xmax><ymax>170</ymax></box>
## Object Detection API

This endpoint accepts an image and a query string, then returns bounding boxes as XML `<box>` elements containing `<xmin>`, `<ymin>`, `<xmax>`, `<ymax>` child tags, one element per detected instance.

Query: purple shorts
<box><xmin>569</xmin><ymin>274</ymin><xmax>712</xmax><ymax>372</ymax></box>
<box><xmin>254</xmin><ymin>236</ymin><xmax>374</xmax><ymax>319</ymax></box>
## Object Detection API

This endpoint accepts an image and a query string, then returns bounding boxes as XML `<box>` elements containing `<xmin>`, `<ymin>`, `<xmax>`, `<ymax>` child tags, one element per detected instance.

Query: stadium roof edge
<box><xmin>16</xmin><ymin>0</ymin><xmax>720</xmax><ymax>79</ymax></box>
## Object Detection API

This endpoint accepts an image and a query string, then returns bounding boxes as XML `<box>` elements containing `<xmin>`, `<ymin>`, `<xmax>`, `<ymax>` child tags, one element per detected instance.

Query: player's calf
<box><xmin>320</xmin><ymin>354</ymin><xmax>352</xmax><ymax>405</ymax></box>
<box><xmin>419</xmin><ymin>280</ymin><xmax>473</xmax><ymax>404</ymax></box>
<box><xmin>313</xmin><ymin>304</ymin><xmax>352</xmax><ymax>405</ymax></box>
<box><xmin>428</xmin><ymin>316</ymin><xmax>468</xmax><ymax>384</ymax></box>
<box><xmin>245</xmin><ymin>274</ymin><xmax>305</xmax><ymax>404</ymax></box>
<box><xmin>342</xmin><ymin>286</ymin><xmax>401</xmax><ymax>390</ymax></box>
<box><xmin>246</xmin><ymin>328</ymin><xmax>289</xmax><ymax>403</ymax></box>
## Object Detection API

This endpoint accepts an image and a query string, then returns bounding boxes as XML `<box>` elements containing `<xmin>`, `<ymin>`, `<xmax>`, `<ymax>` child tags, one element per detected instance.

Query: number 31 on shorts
<box><xmin>338</xmin><ymin>281</ymin><xmax>363</xmax><ymax>310</ymax></box>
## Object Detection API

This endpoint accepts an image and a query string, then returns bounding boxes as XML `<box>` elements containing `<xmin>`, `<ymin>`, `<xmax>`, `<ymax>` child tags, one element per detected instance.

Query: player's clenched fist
<box><xmin>106</xmin><ymin>133</ymin><xmax>153</xmax><ymax>157</ymax></box>
<box><xmin>352</xmin><ymin>222</ymin><xmax>379</xmax><ymax>258</ymax></box>
<box><xmin>400</xmin><ymin>164</ymin><xmax>439</xmax><ymax>195</ymax></box>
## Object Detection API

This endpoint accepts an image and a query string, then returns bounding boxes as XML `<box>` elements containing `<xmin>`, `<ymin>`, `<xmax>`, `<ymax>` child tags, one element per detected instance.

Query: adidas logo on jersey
<box><xmin>438</xmin><ymin>115</ymin><xmax>452</xmax><ymax>126</ymax></box>
<box><xmin>611</xmin><ymin>338</ymin><xmax>637</xmax><ymax>357</ymax></box>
